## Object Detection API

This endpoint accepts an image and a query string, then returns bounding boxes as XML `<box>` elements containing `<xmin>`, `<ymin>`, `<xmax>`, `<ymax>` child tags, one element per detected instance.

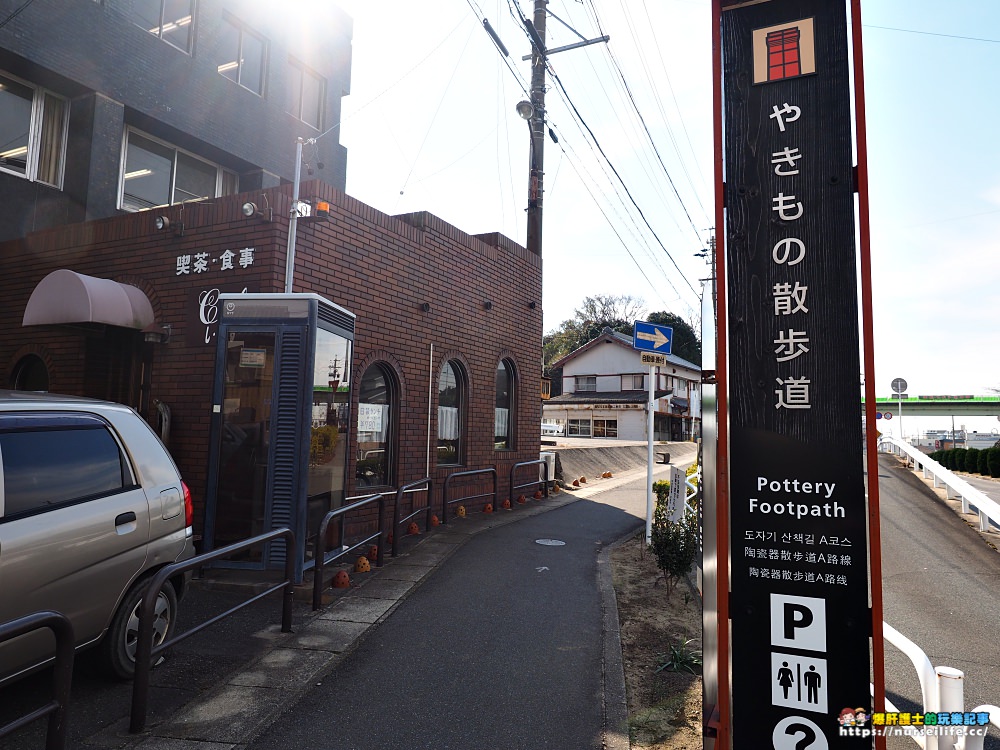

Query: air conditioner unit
<box><xmin>539</xmin><ymin>451</ymin><xmax>555</xmax><ymax>484</ymax></box>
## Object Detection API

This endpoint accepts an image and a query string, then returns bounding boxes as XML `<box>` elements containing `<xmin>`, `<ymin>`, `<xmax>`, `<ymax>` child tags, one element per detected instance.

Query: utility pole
<box><xmin>525</xmin><ymin>0</ymin><xmax>547</xmax><ymax>258</ymax></box>
<box><xmin>512</xmin><ymin>0</ymin><xmax>607</xmax><ymax>258</ymax></box>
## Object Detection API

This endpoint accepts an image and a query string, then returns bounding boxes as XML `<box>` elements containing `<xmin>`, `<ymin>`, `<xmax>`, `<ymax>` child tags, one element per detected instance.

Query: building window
<box><xmin>218</xmin><ymin>16</ymin><xmax>267</xmax><ymax>96</ymax></box>
<box><xmin>575</xmin><ymin>376</ymin><xmax>596</xmax><ymax>393</ymax></box>
<box><xmin>356</xmin><ymin>363</ymin><xmax>397</xmax><ymax>488</ymax></box>
<box><xmin>495</xmin><ymin>359</ymin><xmax>517</xmax><ymax>450</ymax></box>
<box><xmin>120</xmin><ymin>129</ymin><xmax>237</xmax><ymax>211</ymax></box>
<box><xmin>437</xmin><ymin>360</ymin><xmax>466</xmax><ymax>466</ymax></box>
<box><xmin>567</xmin><ymin>419</ymin><xmax>591</xmax><ymax>437</ymax></box>
<box><xmin>11</xmin><ymin>355</ymin><xmax>49</xmax><ymax>392</ymax></box>
<box><xmin>624</xmin><ymin>374</ymin><xmax>645</xmax><ymax>391</ymax></box>
<box><xmin>593</xmin><ymin>419</ymin><xmax>618</xmax><ymax>438</ymax></box>
<box><xmin>135</xmin><ymin>0</ymin><xmax>195</xmax><ymax>54</ymax></box>
<box><xmin>0</xmin><ymin>73</ymin><xmax>68</xmax><ymax>188</ymax></box>
<box><xmin>286</xmin><ymin>59</ymin><xmax>325</xmax><ymax>129</ymax></box>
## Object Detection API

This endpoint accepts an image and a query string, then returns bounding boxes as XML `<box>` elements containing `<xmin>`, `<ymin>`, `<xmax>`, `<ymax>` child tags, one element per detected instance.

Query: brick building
<box><xmin>0</xmin><ymin>1</ymin><xmax>542</xmax><ymax>562</ymax></box>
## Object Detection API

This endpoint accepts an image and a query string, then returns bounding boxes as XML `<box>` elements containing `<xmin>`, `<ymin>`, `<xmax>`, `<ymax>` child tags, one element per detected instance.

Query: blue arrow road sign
<box><xmin>632</xmin><ymin>321</ymin><xmax>673</xmax><ymax>354</ymax></box>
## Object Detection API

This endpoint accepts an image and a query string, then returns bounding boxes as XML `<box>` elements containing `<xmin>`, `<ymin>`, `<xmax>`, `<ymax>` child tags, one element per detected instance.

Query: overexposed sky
<box><xmin>332</xmin><ymin>0</ymin><xmax>1000</xmax><ymax>434</ymax></box>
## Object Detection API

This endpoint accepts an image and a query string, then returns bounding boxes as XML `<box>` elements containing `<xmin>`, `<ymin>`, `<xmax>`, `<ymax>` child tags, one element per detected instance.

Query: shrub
<box><xmin>965</xmin><ymin>448</ymin><xmax>980</xmax><ymax>473</ymax></box>
<box><xmin>989</xmin><ymin>448</ymin><xmax>1000</xmax><ymax>479</ymax></box>
<box><xmin>648</xmin><ymin>480</ymin><xmax>699</xmax><ymax>596</ymax></box>
<box><xmin>954</xmin><ymin>449</ymin><xmax>968</xmax><ymax>472</ymax></box>
<box><xmin>979</xmin><ymin>449</ymin><xmax>991</xmax><ymax>475</ymax></box>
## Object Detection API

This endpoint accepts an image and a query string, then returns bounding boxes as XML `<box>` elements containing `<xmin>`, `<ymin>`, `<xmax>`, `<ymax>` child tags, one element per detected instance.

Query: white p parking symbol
<box><xmin>770</xmin><ymin>594</ymin><xmax>826</xmax><ymax>652</ymax></box>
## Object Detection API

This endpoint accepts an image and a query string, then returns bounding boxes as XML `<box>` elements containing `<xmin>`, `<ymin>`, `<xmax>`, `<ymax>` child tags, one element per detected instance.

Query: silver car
<box><xmin>0</xmin><ymin>390</ymin><xmax>195</xmax><ymax>683</ymax></box>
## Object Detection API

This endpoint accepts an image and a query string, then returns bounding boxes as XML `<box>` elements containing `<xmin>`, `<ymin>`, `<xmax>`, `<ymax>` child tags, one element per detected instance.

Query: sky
<box><xmin>331</xmin><ymin>0</ymin><xmax>1000</xmax><ymax>438</ymax></box>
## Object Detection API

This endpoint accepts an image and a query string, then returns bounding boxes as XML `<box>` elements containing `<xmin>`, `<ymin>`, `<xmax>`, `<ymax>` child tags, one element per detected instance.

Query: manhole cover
<box><xmin>535</xmin><ymin>538</ymin><xmax>566</xmax><ymax>546</ymax></box>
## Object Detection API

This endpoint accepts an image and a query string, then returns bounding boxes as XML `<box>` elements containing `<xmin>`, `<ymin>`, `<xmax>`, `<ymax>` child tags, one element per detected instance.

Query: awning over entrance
<box><xmin>23</xmin><ymin>270</ymin><xmax>154</xmax><ymax>329</ymax></box>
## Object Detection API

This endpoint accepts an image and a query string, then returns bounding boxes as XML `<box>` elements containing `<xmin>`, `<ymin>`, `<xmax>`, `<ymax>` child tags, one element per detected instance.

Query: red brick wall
<box><xmin>0</xmin><ymin>183</ymin><xmax>542</xmax><ymax>537</ymax></box>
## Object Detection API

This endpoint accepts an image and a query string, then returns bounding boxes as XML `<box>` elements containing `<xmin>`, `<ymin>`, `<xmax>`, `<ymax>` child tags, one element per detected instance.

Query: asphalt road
<box><xmin>246</xmin><ymin>498</ymin><xmax>644</xmax><ymax>750</ymax></box>
<box><xmin>877</xmin><ymin>453</ymin><xmax>1000</xmax><ymax>749</ymax></box>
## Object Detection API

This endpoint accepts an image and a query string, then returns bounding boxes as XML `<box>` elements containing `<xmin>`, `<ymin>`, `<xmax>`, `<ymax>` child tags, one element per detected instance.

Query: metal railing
<box><xmin>0</xmin><ymin>611</ymin><xmax>74</xmax><ymax>750</ymax></box>
<box><xmin>879</xmin><ymin>436</ymin><xmax>1000</xmax><ymax>532</ymax></box>
<box><xmin>508</xmin><ymin>459</ymin><xmax>549</xmax><ymax>506</ymax></box>
<box><xmin>392</xmin><ymin>478</ymin><xmax>434</xmax><ymax>557</ymax></box>
<box><xmin>880</xmin><ymin>621</ymin><xmax>999</xmax><ymax>749</ymax></box>
<box><xmin>130</xmin><ymin>528</ymin><xmax>296</xmax><ymax>734</ymax></box>
<box><xmin>964</xmin><ymin>705</ymin><xmax>1000</xmax><ymax>750</ymax></box>
<box><xmin>312</xmin><ymin>493</ymin><xmax>387</xmax><ymax>610</ymax></box>
<box><xmin>441</xmin><ymin>467</ymin><xmax>497</xmax><ymax>524</ymax></box>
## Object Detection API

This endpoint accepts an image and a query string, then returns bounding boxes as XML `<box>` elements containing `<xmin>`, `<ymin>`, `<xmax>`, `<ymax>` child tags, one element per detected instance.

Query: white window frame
<box><xmin>567</xmin><ymin>419</ymin><xmax>591</xmax><ymax>437</ymax></box>
<box><xmin>575</xmin><ymin>376</ymin><xmax>597</xmax><ymax>393</ymax></box>
<box><xmin>136</xmin><ymin>0</ymin><xmax>195</xmax><ymax>54</ymax></box>
<box><xmin>0</xmin><ymin>71</ymin><xmax>69</xmax><ymax>189</ymax></box>
<box><xmin>623</xmin><ymin>374</ymin><xmax>645</xmax><ymax>391</ymax></box>
<box><xmin>593</xmin><ymin>418</ymin><xmax>618</xmax><ymax>438</ymax></box>
<box><xmin>118</xmin><ymin>128</ymin><xmax>237</xmax><ymax>211</ymax></box>
<box><xmin>286</xmin><ymin>58</ymin><xmax>325</xmax><ymax>130</ymax></box>
<box><xmin>218</xmin><ymin>16</ymin><xmax>267</xmax><ymax>96</ymax></box>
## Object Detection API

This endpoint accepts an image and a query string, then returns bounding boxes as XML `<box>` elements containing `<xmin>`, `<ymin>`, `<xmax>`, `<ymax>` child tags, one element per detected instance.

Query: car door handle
<box><xmin>115</xmin><ymin>511</ymin><xmax>137</xmax><ymax>526</ymax></box>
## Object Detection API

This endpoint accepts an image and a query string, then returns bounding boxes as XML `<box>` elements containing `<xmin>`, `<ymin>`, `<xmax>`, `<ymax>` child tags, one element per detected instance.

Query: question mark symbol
<box><xmin>772</xmin><ymin>716</ymin><xmax>827</xmax><ymax>750</ymax></box>
<box><xmin>788</xmin><ymin>723</ymin><xmax>815</xmax><ymax>750</ymax></box>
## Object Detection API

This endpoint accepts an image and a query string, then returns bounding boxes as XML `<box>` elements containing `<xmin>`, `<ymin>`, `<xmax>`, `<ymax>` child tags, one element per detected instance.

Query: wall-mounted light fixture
<box><xmin>528</xmin><ymin>301</ymin><xmax>537</xmax><ymax>309</ymax></box>
<box><xmin>420</xmin><ymin>302</ymin><xmax>431</xmax><ymax>313</ymax></box>
<box><xmin>242</xmin><ymin>197</ymin><xmax>272</xmax><ymax>222</ymax></box>
<box><xmin>143</xmin><ymin>323</ymin><xmax>172</xmax><ymax>344</ymax></box>
<box><xmin>154</xmin><ymin>215</ymin><xmax>184</xmax><ymax>237</ymax></box>
<box><xmin>483</xmin><ymin>300</ymin><xmax>493</xmax><ymax>311</ymax></box>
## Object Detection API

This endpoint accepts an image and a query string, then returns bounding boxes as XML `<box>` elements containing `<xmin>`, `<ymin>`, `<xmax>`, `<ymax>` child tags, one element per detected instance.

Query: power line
<box><xmin>0</xmin><ymin>0</ymin><xmax>35</xmax><ymax>30</ymax></box>
<box><xmin>545</xmin><ymin>64</ymin><xmax>700</xmax><ymax>299</ymax></box>
<box><xmin>863</xmin><ymin>24</ymin><xmax>1000</xmax><ymax>45</ymax></box>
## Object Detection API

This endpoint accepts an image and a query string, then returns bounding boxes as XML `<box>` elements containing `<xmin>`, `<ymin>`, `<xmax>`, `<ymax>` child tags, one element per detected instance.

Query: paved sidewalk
<box><xmin>127</xmin><ymin>469</ymin><xmax>658</xmax><ymax>749</ymax></box>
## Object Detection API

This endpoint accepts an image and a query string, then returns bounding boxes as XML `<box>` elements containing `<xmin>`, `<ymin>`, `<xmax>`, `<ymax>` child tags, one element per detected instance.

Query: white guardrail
<box><xmin>876</xmin><ymin>436</ymin><xmax>1000</xmax><ymax>748</ymax></box>
<box><xmin>878</xmin><ymin>435</ymin><xmax>1000</xmax><ymax>533</ymax></box>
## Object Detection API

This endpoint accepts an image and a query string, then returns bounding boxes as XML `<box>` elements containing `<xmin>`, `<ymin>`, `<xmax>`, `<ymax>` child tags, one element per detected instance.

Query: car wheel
<box><xmin>101</xmin><ymin>577</ymin><xmax>177</xmax><ymax>680</ymax></box>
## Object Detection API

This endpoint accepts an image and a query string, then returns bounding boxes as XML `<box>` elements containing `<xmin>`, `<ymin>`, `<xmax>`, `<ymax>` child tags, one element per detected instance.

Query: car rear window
<box><xmin>0</xmin><ymin>413</ymin><xmax>133</xmax><ymax>519</ymax></box>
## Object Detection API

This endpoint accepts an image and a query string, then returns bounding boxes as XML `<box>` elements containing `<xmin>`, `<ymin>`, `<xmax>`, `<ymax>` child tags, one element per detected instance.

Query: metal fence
<box><xmin>441</xmin><ymin>468</ymin><xmax>497</xmax><ymax>524</ymax></box>
<box><xmin>391</xmin><ymin>478</ymin><xmax>434</xmax><ymax>557</ymax></box>
<box><xmin>0</xmin><ymin>611</ymin><xmax>74</xmax><ymax>750</ymax></box>
<box><xmin>312</xmin><ymin>493</ymin><xmax>387</xmax><ymax>610</ymax></box>
<box><xmin>130</xmin><ymin>528</ymin><xmax>296</xmax><ymax>733</ymax></box>
<box><xmin>508</xmin><ymin>459</ymin><xmax>549</xmax><ymax>506</ymax></box>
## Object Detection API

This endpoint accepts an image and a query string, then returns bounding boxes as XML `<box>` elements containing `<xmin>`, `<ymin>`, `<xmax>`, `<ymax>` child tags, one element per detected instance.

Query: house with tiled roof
<box><xmin>543</xmin><ymin>327</ymin><xmax>701</xmax><ymax>441</ymax></box>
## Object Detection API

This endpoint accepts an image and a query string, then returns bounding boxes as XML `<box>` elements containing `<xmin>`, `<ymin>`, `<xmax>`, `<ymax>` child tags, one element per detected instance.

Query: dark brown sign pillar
<box><xmin>715</xmin><ymin>0</ymin><xmax>884</xmax><ymax>747</ymax></box>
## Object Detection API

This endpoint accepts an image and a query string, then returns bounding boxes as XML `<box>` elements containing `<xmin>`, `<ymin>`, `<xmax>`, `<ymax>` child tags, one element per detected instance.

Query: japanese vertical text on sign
<box><xmin>722</xmin><ymin>1</ymin><xmax>873</xmax><ymax>747</ymax></box>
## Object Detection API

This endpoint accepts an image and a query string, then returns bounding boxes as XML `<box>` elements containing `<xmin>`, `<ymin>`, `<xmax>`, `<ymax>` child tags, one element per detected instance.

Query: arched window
<box><xmin>356</xmin><ymin>363</ymin><xmax>397</xmax><ymax>488</ymax></box>
<box><xmin>437</xmin><ymin>360</ymin><xmax>466</xmax><ymax>466</ymax></box>
<box><xmin>494</xmin><ymin>358</ymin><xmax>516</xmax><ymax>450</ymax></box>
<box><xmin>11</xmin><ymin>355</ymin><xmax>49</xmax><ymax>391</ymax></box>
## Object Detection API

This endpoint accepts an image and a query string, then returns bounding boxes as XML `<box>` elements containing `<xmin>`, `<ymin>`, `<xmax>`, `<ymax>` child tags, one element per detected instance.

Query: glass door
<box><xmin>212</xmin><ymin>330</ymin><xmax>275</xmax><ymax>561</ymax></box>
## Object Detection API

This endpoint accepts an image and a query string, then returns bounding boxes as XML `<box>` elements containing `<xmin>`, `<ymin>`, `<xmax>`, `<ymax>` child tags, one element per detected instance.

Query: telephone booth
<box><xmin>202</xmin><ymin>293</ymin><xmax>354</xmax><ymax>582</ymax></box>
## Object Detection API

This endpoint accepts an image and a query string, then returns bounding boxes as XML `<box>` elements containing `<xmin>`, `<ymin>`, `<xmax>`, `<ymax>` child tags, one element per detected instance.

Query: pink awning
<box><xmin>23</xmin><ymin>270</ymin><xmax>154</xmax><ymax>330</ymax></box>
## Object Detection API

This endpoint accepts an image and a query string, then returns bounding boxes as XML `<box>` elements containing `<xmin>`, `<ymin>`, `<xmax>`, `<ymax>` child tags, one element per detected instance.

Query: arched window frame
<box><xmin>437</xmin><ymin>359</ymin><xmax>467</xmax><ymax>467</ymax></box>
<box><xmin>494</xmin><ymin>357</ymin><xmax>518</xmax><ymax>451</ymax></box>
<box><xmin>11</xmin><ymin>354</ymin><xmax>50</xmax><ymax>392</ymax></box>
<box><xmin>356</xmin><ymin>362</ymin><xmax>399</xmax><ymax>489</ymax></box>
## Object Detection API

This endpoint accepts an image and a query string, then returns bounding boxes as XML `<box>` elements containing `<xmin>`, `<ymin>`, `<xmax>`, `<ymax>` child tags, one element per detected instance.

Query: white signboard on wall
<box><xmin>358</xmin><ymin>403</ymin><xmax>384</xmax><ymax>433</ymax></box>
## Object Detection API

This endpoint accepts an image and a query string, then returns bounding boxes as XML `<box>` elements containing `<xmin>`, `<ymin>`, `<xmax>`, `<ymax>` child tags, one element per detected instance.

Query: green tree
<box><xmin>645</xmin><ymin>311</ymin><xmax>702</xmax><ymax>365</ymax></box>
<box><xmin>543</xmin><ymin>294</ymin><xmax>646</xmax><ymax>375</ymax></box>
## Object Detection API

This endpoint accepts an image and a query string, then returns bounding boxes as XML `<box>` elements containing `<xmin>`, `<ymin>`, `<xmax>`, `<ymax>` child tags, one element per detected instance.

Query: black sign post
<box><xmin>720</xmin><ymin>0</ymin><xmax>880</xmax><ymax>746</ymax></box>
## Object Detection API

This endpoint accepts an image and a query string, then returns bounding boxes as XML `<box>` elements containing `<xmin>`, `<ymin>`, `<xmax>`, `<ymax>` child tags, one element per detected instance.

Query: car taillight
<box><xmin>182</xmin><ymin>481</ymin><xmax>193</xmax><ymax>528</ymax></box>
